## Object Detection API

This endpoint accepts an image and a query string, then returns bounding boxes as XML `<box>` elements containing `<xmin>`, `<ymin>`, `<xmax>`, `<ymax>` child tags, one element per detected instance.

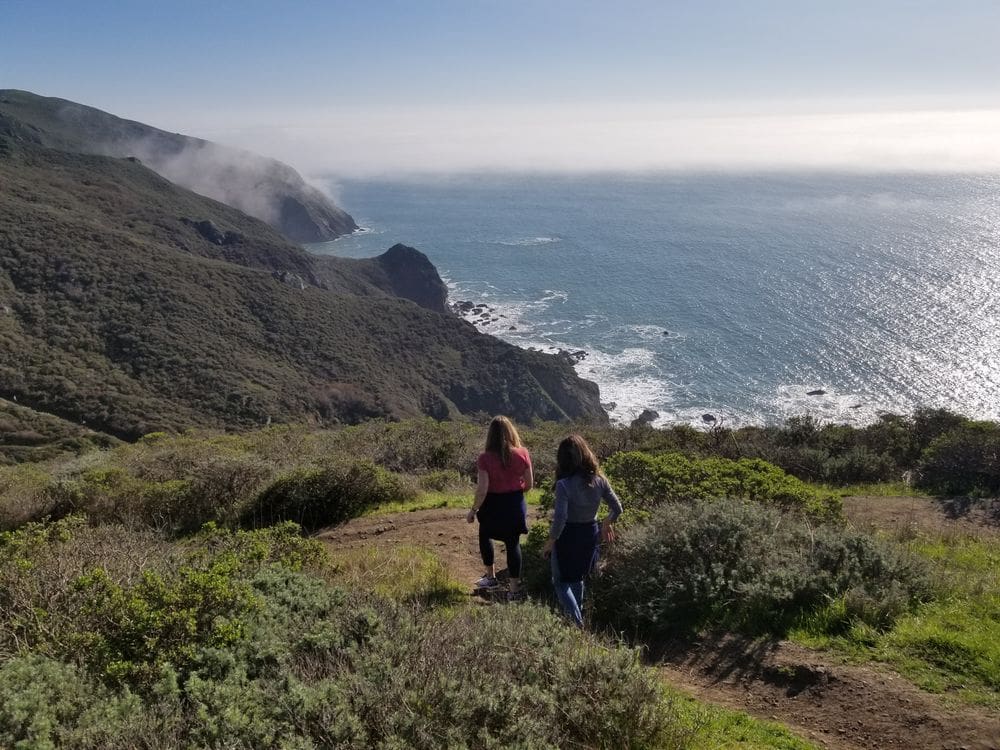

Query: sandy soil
<box><xmin>320</xmin><ymin>498</ymin><xmax>1000</xmax><ymax>749</ymax></box>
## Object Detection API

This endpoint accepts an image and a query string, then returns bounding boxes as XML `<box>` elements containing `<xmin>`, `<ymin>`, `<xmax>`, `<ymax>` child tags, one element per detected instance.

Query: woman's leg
<box><xmin>504</xmin><ymin>535</ymin><xmax>523</xmax><ymax>591</ymax></box>
<box><xmin>570</xmin><ymin>580</ymin><xmax>584</xmax><ymax>621</ymax></box>
<box><xmin>479</xmin><ymin>530</ymin><xmax>496</xmax><ymax>578</ymax></box>
<box><xmin>550</xmin><ymin>549</ymin><xmax>583</xmax><ymax>627</ymax></box>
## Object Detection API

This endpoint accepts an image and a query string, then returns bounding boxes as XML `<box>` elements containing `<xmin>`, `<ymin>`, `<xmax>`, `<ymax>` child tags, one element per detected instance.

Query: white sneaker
<box><xmin>475</xmin><ymin>575</ymin><xmax>498</xmax><ymax>589</ymax></box>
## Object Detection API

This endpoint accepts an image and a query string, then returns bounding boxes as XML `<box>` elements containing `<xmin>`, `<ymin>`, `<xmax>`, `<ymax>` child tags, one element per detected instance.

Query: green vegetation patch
<box><xmin>794</xmin><ymin>534</ymin><xmax>1000</xmax><ymax>708</ymax></box>
<box><xmin>0</xmin><ymin>517</ymin><xmax>697</xmax><ymax>749</ymax></box>
<box><xmin>584</xmin><ymin>499</ymin><xmax>930</xmax><ymax>638</ymax></box>
<box><xmin>604</xmin><ymin>451</ymin><xmax>840</xmax><ymax>518</ymax></box>
<box><xmin>242</xmin><ymin>460</ymin><xmax>417</xmax><ymax>532</ymax></box>
<box><xmin>326</xmin><ymin>543</ymin><xmax>466</xmax><ymax>607</ymax></box>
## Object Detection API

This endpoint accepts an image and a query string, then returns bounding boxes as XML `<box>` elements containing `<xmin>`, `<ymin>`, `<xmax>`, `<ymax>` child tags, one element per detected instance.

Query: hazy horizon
<box><xmin>6</xmin><ymin>1</ymin><xmax>1000</xmax><ymax>179</ymax></box>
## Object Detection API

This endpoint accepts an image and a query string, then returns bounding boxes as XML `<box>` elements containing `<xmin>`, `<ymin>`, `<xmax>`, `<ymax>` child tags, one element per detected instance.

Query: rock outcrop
<box><xmin>371</xmin><ymin>244</ymin><xmax>449</xmax><ymax>314</ymax></box>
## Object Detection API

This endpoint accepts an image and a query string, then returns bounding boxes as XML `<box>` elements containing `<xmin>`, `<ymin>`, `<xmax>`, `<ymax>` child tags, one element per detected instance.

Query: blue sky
<box><xmin>5</xmin><ymin>1</ymin><xmax>1000</xmax><ymax>174</ymax></box>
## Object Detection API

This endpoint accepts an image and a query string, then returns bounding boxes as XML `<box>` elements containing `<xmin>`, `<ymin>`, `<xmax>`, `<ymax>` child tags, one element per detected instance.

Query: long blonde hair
<box><xmin>485</xmin><ymin>415</ymin><xmax>522</xmax><ymax>467</ymax></box>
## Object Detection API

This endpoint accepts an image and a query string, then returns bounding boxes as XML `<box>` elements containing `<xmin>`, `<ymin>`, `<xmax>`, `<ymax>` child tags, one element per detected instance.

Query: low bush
<box><xmin>328</xmin><ymin>418</ymin><xmax>482</xmax><ymax>475</ymax></box>
<box><xmin>0</xmin><ymin>655</ymin><xmax>157</xmax><ymax>749</ymax></box>
<box><xmin>0</xmin><ymin>518</ymin><xmax>694</xmax><ymax>749</ymax></box>
<box><xmin>916</xmin><ymin>421</ymin><xmax>1000</xmax><ymax>496</ymax></box>
<box><xmin>417</xmin><ymin>468</ymin><xmax>467</xmax><ymax>492</ymax></box>
<box><xmin>604</xmin><ymin>451</ymin><xmax>840</xmax><ymax>518</ymax></box>
<box><xmin>591</xmin><ymin>499</ymin><xmax>930</xmax><ymax>638</ymax></box>
<box><xmin>520</xmin><ymin>522</ymin><xmax>555</xmax><ymax>602</ymax></box>
<box><xmin>242</xmin><ymin>461</ymin><xmax>417</xmax><ymax>531</ymax></box>
<box><xmin>0</xmin><ymin>519</ymin><xmax>325</xmax><ymax>678</ymax></box>
<box><xmin>0</xmin><ymin>463</ymin><xmax>54</xmax><ymax>530</ymax></box>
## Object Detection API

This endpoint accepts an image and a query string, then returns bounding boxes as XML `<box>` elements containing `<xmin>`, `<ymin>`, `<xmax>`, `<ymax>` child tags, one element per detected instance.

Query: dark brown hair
<box><xmin>485</xmin><ymin>415</ymin><xmax>522</xmax><ymax>467</ymax></box>
<box><xmin>556</xmin><ymin>434</ymin><xmax>601</xmax><ymax>483</ymax></box>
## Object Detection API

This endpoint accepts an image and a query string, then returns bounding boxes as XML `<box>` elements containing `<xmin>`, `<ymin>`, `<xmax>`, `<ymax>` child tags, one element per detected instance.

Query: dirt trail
<box><xmin>322</xmin><ymin>499</ymin><xmax>1000</xmax><ymax>750</ymax></box>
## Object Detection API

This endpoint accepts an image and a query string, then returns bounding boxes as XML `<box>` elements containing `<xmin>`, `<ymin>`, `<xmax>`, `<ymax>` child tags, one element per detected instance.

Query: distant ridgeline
<box><xmin>0</xmin><ymin>90</ymin><xmax>606</xmax><ymax>443</ymax></box>
<box><xmin>0</xmin><ymin>89</ymin><xmax>356</xmax><ymax>243</ymax></box>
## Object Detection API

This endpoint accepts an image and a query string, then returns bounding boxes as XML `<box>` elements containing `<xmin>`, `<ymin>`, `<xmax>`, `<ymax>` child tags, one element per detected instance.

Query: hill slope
<box><xmin>0</xmin><ymin>135</ymin><xmax>605</xmax><ymax>440</ymax></box>
<box><xmin>0</xmin><ymin>89</ymin><xmax>357</xmax><ymax>243</ymax></box>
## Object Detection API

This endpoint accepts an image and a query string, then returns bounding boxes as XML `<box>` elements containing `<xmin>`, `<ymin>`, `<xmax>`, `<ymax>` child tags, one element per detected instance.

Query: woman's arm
<box><xmin>466</xmin><ymin>470</ymin><xmax>490</xmax><ymax>524</ymax></box>
<box><xmin>600</xmin><ymin>478</ymin><xmax>623</xmax><ymax>543</ymax></box>
<box><xmin>522</xmin><ymin>458</ymin><xmax>534</xmax><ymax>492</ymax></box>
<box><xmin>542</xmin><ymin>480</ymin><xmax>569</xmax><ymax>557</ymax></box>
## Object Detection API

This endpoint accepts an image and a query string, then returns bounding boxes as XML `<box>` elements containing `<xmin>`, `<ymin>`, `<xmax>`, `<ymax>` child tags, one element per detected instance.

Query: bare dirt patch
<box><xmin>842</xmin><ymin>495</ymin><xmax>1000</xmax><ymax>539</ymax></box>
<box><xmin>319</xmin><ymin>507</ymin><xmax>484</xmax><ymax>586</ymax></box>
<box><xmin>320</xmin><ymin>505</ymin><xmax>1000</xmax><ymax>749</ymax></box>
<box><xmin>657</xmin><ymin>635</ymin><xmax>1000</xmax><ymax>750</ymax></box>
<box><xmin>317</xmin><ymin>507</ymin><xmax>538</xmax><ymax>602</ymax></box>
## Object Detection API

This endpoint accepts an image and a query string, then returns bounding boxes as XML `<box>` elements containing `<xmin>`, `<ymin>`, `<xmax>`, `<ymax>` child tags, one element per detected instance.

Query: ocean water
<box><xmin>309</xmin><ymin>172</ymin><xmax>1000</xmax><ymax>427</ymax></box>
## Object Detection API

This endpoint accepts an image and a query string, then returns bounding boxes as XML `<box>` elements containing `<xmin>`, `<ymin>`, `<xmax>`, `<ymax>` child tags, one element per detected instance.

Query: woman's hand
<box><xmin>466</xmin><ymin>508</ymin><xmax>477</xmax><ymax>524</ymax></box>
<box><xmin>542</xmin><ymin>538</ymin><xmax>554</xmax><ymax>559</ymax></box>
<box><xmin>600</xmin><ymin>520</ymin><xmax>616</xmax><ymax>544</ymax></box>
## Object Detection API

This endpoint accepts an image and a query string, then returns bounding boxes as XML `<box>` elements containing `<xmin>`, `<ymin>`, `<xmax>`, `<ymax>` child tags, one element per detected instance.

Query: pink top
<box><xmin>477</xmin><ymin>446</ymin><xmax>532</xmax><ymax>493</ymax></box>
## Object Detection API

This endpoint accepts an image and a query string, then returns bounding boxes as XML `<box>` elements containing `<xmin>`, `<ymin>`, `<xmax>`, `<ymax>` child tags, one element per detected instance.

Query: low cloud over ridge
<box><xmin>181</xmin><ymin>104</ymin><xmax>1000</xmax><ymax>178</ymax></box>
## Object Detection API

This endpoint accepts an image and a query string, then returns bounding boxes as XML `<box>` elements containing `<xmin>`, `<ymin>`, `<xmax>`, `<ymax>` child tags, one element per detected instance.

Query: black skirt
<box><xmin>554</xmin><ymin>521</ymin><xmax>601</xmax><ymax>583</ymax></box>
<box><xmin>476</xmin><ymin>490</ymin><xmax>528</xmax><ymax>540</ymax></box>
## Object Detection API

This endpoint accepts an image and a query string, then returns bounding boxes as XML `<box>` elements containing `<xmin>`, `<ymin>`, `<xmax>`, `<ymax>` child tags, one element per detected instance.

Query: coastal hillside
<box><xmin>0</xmin><ymin>134</ymin><xmax>606</xmax><ymax>440</ymax></box>
<box><xmin>0</xmin><ymin>89</ymin><xmax>357</xmax><ymax>243</ymax></box>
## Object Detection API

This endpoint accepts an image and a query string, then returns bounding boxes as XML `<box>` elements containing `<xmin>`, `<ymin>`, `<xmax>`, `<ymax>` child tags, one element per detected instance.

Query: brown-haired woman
<box><xmin>466</xmin><ymin>415</ymin><xmax>533</xmax><ymax>599</ymax></box>
<box><xmin>542</xmin><ymin>434</ymin><xmax>622</xmax><ymax>627</ymax></box>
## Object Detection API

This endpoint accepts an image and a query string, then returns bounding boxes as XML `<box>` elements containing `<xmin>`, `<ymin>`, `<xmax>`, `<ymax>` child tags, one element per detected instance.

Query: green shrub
<box><xmin>592</xmin><ymin>499</ymin><xmax>930</xmax><ymax>638</ymax></box>
<box><xmin>363</xmin><ymin>605</ymin><xmax>692</xmax><ymax>750</ymax></box>
<box><xmin>0</xmin><ymin>519</ymin><xmax>325</xmax><ymax>684</ymax></box>
<box><xmin>520</xmin><ymin>522</ymin><xmax>554</xmax><ymax>601</ymax></box>
<box><xmin>916</xmin><ymin>421</ymin><xmax>1000</xmax><ymax>495</ymax></box>
<box><xmin>242</xmin><ymin>461</ymin><xmax>417</xmax><ymax>531</ymax></box>
<box><xmin>331</xmin><ymin>418</ymin><xmax>481</xmax><ymax>475</ymax></box>
<box><xmin>0</xmin><ymin>463</ymin><xmax>54</xmax><ymax>530</ymax></box>
<box><xmin>0</xmin><ymin>518</ymin><xmax>694</xmax><ymax>749</ymax></box>
<box><xmin>417</xmin><ymin>468</ymin><xmax>466</xmax><ymax>492</ymax></box>
<box><xmin>604</xmin><ymin>451</ymin><xmax>840</xmax><ymax>518</ymax></box>
<box><xmin>0</xmin><ymin>655</ymin><xmax>159</xmax><ymax>750</ymax></box>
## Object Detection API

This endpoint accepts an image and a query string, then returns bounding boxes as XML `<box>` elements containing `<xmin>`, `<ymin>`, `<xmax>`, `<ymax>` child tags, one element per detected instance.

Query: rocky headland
<box><xmin>0</xmin><ymin>95</ymin><xmax>608</xmax><ymax>440</ymax></box>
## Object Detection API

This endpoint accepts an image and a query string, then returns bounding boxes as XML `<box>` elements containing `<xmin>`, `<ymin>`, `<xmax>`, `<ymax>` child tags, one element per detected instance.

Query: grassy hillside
<box><xmin>0</xmin><ymin>398</ymin><xmax>117</xmax><ymax>465</ymax></box>
<box><xmin>4</xmin><ymin>418</ymin><xmax>996</xmax><ymax>745</ymax></box>
<box><xmin>0</xmin><ymin>137</ymin><xmax>605</xmax><ymax>439</ymax></box>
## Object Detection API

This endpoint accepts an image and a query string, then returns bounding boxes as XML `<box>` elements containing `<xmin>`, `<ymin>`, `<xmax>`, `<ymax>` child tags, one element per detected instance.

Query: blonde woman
<box><xmin>467</xmin><ymin>416</ymin><xmax>533</xmax><ymax>599</ymax></box>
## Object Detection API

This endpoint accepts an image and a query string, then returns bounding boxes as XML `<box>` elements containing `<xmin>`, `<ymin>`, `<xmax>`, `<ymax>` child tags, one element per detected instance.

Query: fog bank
<box><xmin>186</xmin><ymin>105</ymin><xmax>1000</xmax><ymax>179</ymax></box>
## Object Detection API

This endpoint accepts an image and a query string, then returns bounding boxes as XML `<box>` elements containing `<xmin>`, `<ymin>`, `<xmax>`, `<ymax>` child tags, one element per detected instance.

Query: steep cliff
<box><xmin>0</xmin><ymin>132</ymin><xmax>607</xmax><ymax>439</ymax></box>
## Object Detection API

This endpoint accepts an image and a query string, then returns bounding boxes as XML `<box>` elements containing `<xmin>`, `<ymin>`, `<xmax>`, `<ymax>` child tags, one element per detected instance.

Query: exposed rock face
<box><xmin>182</xmin><ymin>218</ymin><xmax>241</xmax><ymax>246</ymax></box>
<box><xmin>0</xmin><ymin>89</ymin><xmax>358</xmax><ymax>243</ymax></box>
<box><xmin>373</xmin><ymin>244</ymin><xmax>449</xmax><ymax>314</ymax></box>
<box><xmin>631</xmin><ymin>409</ymin><xmax>660</xmax><ymax>427</ymax></box>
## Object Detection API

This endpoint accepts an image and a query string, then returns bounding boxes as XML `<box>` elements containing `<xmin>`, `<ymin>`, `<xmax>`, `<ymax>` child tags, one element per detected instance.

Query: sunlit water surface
<box><xmin>310</xmin><ymin>172</ymin><xmax>1000</xmax><ymax>427</ymax></box>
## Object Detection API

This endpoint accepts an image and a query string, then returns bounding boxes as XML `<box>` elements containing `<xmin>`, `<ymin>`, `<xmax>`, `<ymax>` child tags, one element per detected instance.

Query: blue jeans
<box><xmin>551</xmin><ymin>549</ymin><xmax>584</xmax><ymax>628</ymax></box>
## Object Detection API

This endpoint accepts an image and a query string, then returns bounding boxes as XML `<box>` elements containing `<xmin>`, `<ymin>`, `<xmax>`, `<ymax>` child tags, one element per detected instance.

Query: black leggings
<box><xmin>479</xmin><ymin>531</ymin><xmax>523</xmax><ymax>578</ymax></box>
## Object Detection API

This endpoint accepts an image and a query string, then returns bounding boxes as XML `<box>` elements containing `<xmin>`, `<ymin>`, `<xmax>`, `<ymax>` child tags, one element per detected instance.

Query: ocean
<box><xmin>308</xmin><ymin>172</ymin><xmax>1000</xmax><ymax>427</ymax></box>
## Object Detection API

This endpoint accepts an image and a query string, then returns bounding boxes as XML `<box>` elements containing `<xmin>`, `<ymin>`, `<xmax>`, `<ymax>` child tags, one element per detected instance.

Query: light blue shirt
<box><xmin>550</xmin><ymin>473</ymin><xmax>623</xmax><ymax>540</ymax></box>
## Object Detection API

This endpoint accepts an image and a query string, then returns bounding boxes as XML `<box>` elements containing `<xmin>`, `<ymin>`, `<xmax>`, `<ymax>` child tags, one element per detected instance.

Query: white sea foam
<box><xmin>573</xmin><ymin>348</ymin><xmax>675</xmax><ymax>426</ymax></box>
<box><xmin>768</xmin><ymin>384</ymin><xmax>891</xmax><ymax>427</ymax></box>
<box><xmin>539</xmin><ymin>289</ymin><xmax>568</xmax><ymax>304</ymax></box>
<box><xmin>495</xmin><ymin>236</ymin><xmax>562</xmax><ymax>246</ymax></box>
<box><xmin>612</xmin><ymin>323</ymin><xmax>686</xmax><ymax>342</ymax></box>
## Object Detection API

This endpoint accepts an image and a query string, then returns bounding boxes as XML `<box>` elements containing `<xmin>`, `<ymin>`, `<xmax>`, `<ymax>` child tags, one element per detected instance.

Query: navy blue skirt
<box><xmin>476</xmin><ymin>490</ymin><xmax>528</xmax><ymax>540</ymax></box>
<box><xmin>554</xmin><ymin>521</ymin><xmax>600</xmax><ymax>583</ymax></box>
